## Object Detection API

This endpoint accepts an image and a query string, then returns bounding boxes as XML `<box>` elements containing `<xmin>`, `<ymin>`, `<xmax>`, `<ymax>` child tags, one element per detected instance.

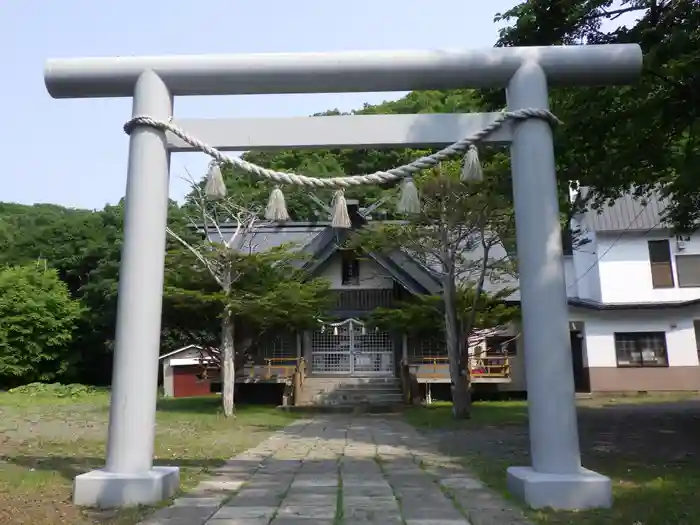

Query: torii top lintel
<box><xmin>44</xmin><ymin>44</ymin><xmax>643</xmax><ymax>99</ymax></box>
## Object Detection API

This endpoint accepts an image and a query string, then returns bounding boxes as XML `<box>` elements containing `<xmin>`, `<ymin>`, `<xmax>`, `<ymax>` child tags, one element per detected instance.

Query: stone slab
<box><xmin>507</xmin><ymin>466</ymin><xmax>612</xmax><ymax>510</ymax></box>
<box><xmin>276</xmin><ymin>505</ymin><xmax>337</xmax><ymax>519</ymax></box>
<box><xmin>169</xmin><ymin>495</ymin><xmax>227</xmax><ymax>510</ymax></box>
<box><xmin>440</xmin><ymin>476</ymin><xmax>485</xmax><ymax>491</ymax></box>
<box><xmin>205</xmin><ymin>518</ymin><xmax>270</xmax><ymax>525</ymax></box>
<box><xmin>209</xmin><ymin>506</ymin><xmax>277</xmax><ymax>520</ymax></box>
<box><xmin>269</xmin><ymin>519</ymin><xmax>333</xmax><ymax>525</ymax></box>
<box><xmin>140</xmin><ymin>504</ymin><xmax>218</xmax><ymax>524</ymax></box>
<box><xmin>343</xmin><ymin>495</ymin><xmax>399</xmax><ymax>512</ymax></box>
<box><xmin>406</xmin><ymin>519</ymin><xmax>474</xmax><ymax>525</ymax></box>
<box><xmin>344</xmin><ymin>519</ymin><xmax>403</xmax><ymax>525</ymax></box>
<box><xmin>400</xmin><ymin>500</ymin><xmax>467</xmax><ymax>521</ymax></box>
<box><xmin>73</xmin><ymin>466</ymin><xmax>179</xmax><ymax>508</ymax></box>
<box><xmin>285</xmin><ymin>486</ymin><xmax>337</xmax><ymax>496</ymax></box>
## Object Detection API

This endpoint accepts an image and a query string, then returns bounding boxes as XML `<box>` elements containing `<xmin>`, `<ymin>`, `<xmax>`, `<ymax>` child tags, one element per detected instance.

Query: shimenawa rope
<box><xmin>123</xmin><ymin>108</ymin><xmax>560</xmax><ymax>227</ymax></box>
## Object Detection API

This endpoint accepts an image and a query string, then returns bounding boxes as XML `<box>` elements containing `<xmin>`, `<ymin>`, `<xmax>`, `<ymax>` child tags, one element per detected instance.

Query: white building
<box><xmin>563</xmin><ymin>190</ymin><xmax>700</xmax><ymax>392</ymax></box>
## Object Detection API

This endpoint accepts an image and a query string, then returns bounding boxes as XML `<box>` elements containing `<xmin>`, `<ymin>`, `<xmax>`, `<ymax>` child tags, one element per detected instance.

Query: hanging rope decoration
<box><xmin>265</xmin><ymin>186</ymin><xmax>290</xmax><ymax>221</ymax></box>
<box><xmin>461</xmin><ymin>145</ymin><xmax>483</xmax><ymax>183</ymax></box>
<box><xmin>203</xmin><ymin>160</ymin><xmax>226</xmax><ymax>200</ymax></box>
<box><xmin>124</xmin><ymin>109</ymin><xmax>560</xmax><ymax>228</ymax></box>
<box><xmin>397</xmin><ymin>177</ymin><xmax>421</xmax><ymax>215</ymax></box>
<box><xmin>331</xmin><ymin>190</ymin><xmax>351</xmax><ymax>228</ymax></box>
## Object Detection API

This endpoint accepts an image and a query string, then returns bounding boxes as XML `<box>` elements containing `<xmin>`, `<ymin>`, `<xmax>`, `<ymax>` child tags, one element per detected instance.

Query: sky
<box><xmin>0</xmin><ymin>0</ymin><xmax>523</xmax><ymax>210</ymax></box>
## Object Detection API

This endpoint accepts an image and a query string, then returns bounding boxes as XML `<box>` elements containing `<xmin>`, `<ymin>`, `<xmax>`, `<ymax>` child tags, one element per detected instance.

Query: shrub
<box><xmin>7</xmin><ymin>382</ymin><xmax>103</xmax><ymax>398</ymax></box>
<box><xmin>0</xmin><ymin>265</ymin><xmax>83</xmax><ymax>386</ymax></box>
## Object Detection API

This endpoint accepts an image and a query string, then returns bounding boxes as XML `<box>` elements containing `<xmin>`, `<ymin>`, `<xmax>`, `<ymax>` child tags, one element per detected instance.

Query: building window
<box><xmin>614</xmin><ymin>332</ymin><xmax>669</xmax><ymax>367</ymax></box>
<box><xmin>341</xmin><ymin>251</ymin><xmax>360</xmax><ymax>285</ymax></box>
<box><xmin>485</xmin><ymin>336</ymin><xmax>517</xmax><ymax>356</ymax></box>
<box><xmin>648</xmin><ymin>240</ymin><xmax>675</xmax><ymax>288</ymax></box>
<box><xmin>676</xmin><ymin>254</ymin><xmax>700</xmax><ymax>288</ymax></box>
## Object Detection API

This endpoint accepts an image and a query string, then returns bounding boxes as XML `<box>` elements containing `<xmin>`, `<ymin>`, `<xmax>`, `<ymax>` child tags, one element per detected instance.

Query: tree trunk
<box><xmin>443</xmin><ymin>273</ymin><xmax>471</xmax><ymax>419</ymax></box>
<box><xmin>221</xmin><ymin>313</ymin><xmax>236</xmax><ymax>418</ymax></box>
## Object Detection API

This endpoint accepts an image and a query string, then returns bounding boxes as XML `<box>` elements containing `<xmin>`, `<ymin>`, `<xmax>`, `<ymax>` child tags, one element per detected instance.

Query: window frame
<box><xmin>340</xmin><ymin>251</ymin><xmax>360</xmax><ymax>286</ymax></box>
<box><xmin>647</xmin><ymin>239</ymin><xmax>675</xmax><ymax>289</ymax></box>
<box><xmin>675</xmin><ymin>253</ymin><xmax>700</xmax><ymax>288</ymax></box>
<box><xmin>614</xmin><ymin>331</ymin><xmax>669</xmax><ymax>368</ymax></box>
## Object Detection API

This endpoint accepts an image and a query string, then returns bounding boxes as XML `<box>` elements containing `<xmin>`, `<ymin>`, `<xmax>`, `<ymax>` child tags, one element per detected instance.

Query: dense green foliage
<box><xmin>490</xmin><ymin>0</ymin><xmax>700</xmax><ymax>230</ymax></box>
<box><xmin>369</xmin><ymin>288</ymin><xmax>519</xmax><ymax>337</ymax></box>
<box><xmin>0</xmin><ymin>201</ymin><xmax>191</xmax><ymax>386</ymax></box>
<box><xmin>0</xmin><ymin>265</ymin><xmax>83</xmax><ymax>386</ymax></box>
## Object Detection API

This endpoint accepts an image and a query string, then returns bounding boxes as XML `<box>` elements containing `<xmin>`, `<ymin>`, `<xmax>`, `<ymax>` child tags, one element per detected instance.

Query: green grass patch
<box><xmin>0</xmin><ymin>390</ymin><xmax>297</xmax><ymax>525</ymax></box>
<box><xmin>404</xmin><ymin>400</ymin><xmax>528</xmax><ymax>429</ymax></box>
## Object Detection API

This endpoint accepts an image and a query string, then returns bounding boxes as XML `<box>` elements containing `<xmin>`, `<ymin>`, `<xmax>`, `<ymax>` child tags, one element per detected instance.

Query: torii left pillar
<box><xmin>73</xmin><ymin>71</ymin><xmax>179</xmax><ymax>507</ymax></box>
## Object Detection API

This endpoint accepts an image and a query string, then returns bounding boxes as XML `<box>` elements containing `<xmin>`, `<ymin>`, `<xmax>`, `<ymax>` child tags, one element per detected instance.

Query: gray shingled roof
<box><xmin>218</xmin><ymin>223</ymin><xmax>326</xmax><ymax>253</ymax></box>
<box><xmin>211</xmin><ymin>222</ymin><xmax>518</xmax><ymax>299</ymax></box>
<box><xmin>578</xmin><ymin>188</ymin><xmax>668</xmax><ymax>233</ymax></box>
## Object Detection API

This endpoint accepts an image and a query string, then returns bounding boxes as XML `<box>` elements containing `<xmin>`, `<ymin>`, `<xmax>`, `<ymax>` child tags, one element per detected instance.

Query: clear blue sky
<box><xmin>1</xmin><ymin>0</ymin><xmax>519</xmax><ymax>210</ymax></box>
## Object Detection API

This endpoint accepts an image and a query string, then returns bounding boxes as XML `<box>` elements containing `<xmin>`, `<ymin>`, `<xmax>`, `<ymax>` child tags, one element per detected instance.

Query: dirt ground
<box><xmin>429</xmin><ymin>400</ymin><xmax>700</xmax><ymax>469</ymax></box>
<box><xmin>420</xmin><ymin>399</ymin><xmax>700</xmax><ymax>525</ymax></box>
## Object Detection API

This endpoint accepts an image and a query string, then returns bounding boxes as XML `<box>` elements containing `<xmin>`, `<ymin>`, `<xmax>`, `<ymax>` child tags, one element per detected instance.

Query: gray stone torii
<box><xmin>44</xmin><ymin>44</ymin><xmax>642</xmax><ymax>510</ymax></box>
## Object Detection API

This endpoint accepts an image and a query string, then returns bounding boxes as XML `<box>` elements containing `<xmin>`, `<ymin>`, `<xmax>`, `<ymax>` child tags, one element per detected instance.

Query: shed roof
<box><xmin>159</xmin><ymin>345</ymin><xmax>204</xmax><ymax>360</ymax></box>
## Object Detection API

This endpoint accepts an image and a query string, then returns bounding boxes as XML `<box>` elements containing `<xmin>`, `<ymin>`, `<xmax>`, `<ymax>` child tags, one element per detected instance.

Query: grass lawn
<box><xmin>0</xmin><ymin>390</ymin><xmax>297</xmax><ymax>525</ymax></box>
<box><xmin>405</xmin><ymin>394</ymin><xmax>700</xmax><ymax>525</ymax></box>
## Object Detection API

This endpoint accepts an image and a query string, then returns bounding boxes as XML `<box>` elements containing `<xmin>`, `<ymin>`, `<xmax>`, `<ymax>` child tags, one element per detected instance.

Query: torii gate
<box><xmin>44</xmin><ymin>44</ymin><xmax>642</xmax><ymax>511</ymax></box>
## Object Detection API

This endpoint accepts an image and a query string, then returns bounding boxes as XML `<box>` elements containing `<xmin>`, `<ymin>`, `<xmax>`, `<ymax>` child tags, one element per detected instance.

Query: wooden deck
<box><xmin>238</xmin><ymin>357</ymin><xmax>301</xmax><ymax>383</ymax></box>
<box><xmin>202</xmin><ymin>354</ymin><xmax>513</xmax><ymax>385</ymax></box>
<box><xmin>196</xmin><ymin>357</ymin><xmax>303</xmax><ymax>384</ymax></box>
<box><xmin>407</xmin><ymin>354</ymin><xmax>513</xmax><ymax>384</ymax></box>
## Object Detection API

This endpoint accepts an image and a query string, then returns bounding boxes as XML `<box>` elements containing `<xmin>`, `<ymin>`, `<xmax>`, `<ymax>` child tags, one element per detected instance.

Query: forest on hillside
<box><xmin>0</xmin><ymin>0</ymin><xmax>696</xmax><ymax>388</ymax></box>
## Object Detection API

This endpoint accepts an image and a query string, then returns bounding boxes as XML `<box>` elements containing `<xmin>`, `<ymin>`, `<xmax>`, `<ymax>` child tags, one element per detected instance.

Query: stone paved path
<box><xmin>139</xmin><ymin>415</ymin><xmax>532</xmax><ymax>525</ymax></box>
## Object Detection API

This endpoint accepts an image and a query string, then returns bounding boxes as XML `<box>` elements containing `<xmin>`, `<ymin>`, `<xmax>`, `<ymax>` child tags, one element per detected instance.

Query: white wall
<box><xmin>563</xmin><ymin>256</ymin><xmax>577</xmax><ymax>295</ymax></box>
<box><xmin>592</xmin><ymin>231</ymin><xmax>700</xmax><ymax>304</ymax></box>
<box><xmin>163</xmin><ymin>363</ymin><xmax>174</xmax><ymax>397</ymax></box>
<box><xmin>317</xmin><ymin>252</ymin><xmax>394</xmax><ymax>290</ymax></box>
<box><xmin>569</xmin><ymin>224</ymin><xmax>602</xmax><ymax>301</ymax></box>
<box><xmin>572</xmin><ymin>308</ymin><xmax>700</xmax><ymax>369</ymax></box>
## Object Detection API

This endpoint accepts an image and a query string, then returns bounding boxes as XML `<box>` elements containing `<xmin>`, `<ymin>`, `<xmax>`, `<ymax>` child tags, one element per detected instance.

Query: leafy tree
<box><xmin>350</xmin><ymin>161</ymin><xmax>517</xmax><ymax>418</ymax></box>
<box><xmin>369</xmin><ymin>288</ymin><xmax>519</xmax><ymax>340</ymax></box>
<box><xmin>0</xmin><ymin>203</ymin><xmax>118</xmax><ymax>383</ymax></box>
<box><xmin>0</xmin><ymin>264</ymin><xmax>83</xmax><ymax>387</ymax></box>
<box><xmin>490</xmin><ymin>0</ymin><xmax>700</xmax><ymax>230</ymax></box>
<box><xmin>165</xmin><ymin>182</ymin><xmax>331</xmax><ymax>417</ymax></box>
<box><xmin>0</xmin><ymin>199</ymin><xmax>200</xmax><ymax>385</ymax></box>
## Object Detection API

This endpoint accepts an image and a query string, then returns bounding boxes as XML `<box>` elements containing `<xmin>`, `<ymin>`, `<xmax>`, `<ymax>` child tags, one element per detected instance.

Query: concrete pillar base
<box><xmin>73</xmin><ymin>466</ymin><xmax>179</xmax><ymax>508</ymax></box>
<box><xmin>507</xmin><ymin>466</ymin><xmax>612</xmax><ymax>510</ymax></box>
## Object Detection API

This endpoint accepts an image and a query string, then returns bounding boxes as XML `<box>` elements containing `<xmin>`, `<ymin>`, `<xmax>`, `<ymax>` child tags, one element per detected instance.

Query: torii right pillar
<box><xmin>507</xmin><ymin>61</ymin><xmax>611</xmax><ymax>509</ymax></box>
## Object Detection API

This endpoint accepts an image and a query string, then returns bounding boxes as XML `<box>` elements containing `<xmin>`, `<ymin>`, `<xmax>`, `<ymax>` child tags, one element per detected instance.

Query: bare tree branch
<box><xmin>166</xmin><ymin>226</ymin><xmax>225</xmax><ymax>288</ymax></box>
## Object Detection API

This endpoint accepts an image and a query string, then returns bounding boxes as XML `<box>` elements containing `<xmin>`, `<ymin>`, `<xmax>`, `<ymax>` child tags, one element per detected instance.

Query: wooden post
<box><xmin>292</xmin><ymin>370</ymin><xmax>302</xmax><ymax>406</ymax></box>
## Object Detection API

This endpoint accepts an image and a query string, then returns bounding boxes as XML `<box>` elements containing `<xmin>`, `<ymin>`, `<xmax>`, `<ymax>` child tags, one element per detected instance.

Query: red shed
<box><xmin>159</xmin><ymin>345</ymin><xmax>219</xmax><ymax>398</ymax></box>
